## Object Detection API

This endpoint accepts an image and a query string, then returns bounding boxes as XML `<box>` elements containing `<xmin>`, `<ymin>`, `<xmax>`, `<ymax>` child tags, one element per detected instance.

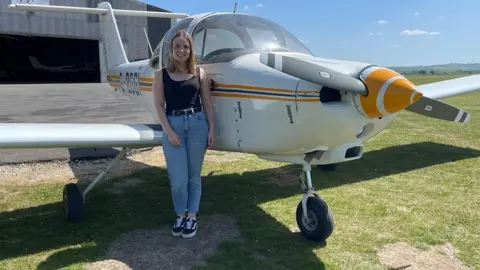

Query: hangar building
<box><xmin>0</xmin><ymin>0</ymin><xmax>174</xmax><ymax>84</ymax></box>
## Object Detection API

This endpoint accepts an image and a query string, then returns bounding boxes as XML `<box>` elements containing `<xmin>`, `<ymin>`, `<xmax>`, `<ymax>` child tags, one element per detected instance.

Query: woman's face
<box><xmin>172</xmin><ymin>36</ymin><xmax>190</xmax><ymax>63</ymax></box>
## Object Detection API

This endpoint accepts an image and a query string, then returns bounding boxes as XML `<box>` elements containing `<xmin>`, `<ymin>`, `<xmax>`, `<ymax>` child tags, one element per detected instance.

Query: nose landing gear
<box><xmin>295</xmin><ymin>163</ymin><xmax>334</xmax><ymax>244</ymax></box>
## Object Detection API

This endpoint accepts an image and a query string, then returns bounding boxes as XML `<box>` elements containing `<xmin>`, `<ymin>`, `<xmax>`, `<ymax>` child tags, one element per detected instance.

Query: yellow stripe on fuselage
<box><xmin>211</xmin><ymin>92</ymin><xmax>318</xmax><ymax>102</ymax></box>
<box><xmin>106</xmin><ymin>74</ymin><xmax>319</xmax><ymax>102</ymax></box>
<box><xmin>213</xmin><ymin>84</ymin><xmax>318</xmax><ymax>102</ymax></box>
<box><xmin>139</xmin><ymin>77</ymin><xmax>153</xmax><ymax>83</ymax></box>
<box><xmin>215</xmin><ymin>83</ymin><xmax>316</xmax><ymax>94</ymax></box>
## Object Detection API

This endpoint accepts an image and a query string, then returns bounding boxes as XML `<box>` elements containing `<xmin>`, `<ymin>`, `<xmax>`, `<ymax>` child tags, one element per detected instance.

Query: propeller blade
<box><xmin>405</xmin><ymin>96</ymin><xmax>471</xmax><ymax>123</ymax></box>
<box><xmin>259</xmin><ymin>52</ymin><xmax>368</xmax><ymax>95</ymax></box>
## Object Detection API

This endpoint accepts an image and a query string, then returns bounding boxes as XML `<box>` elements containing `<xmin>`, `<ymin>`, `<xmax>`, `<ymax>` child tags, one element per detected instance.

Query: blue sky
<box><xmin>142</xmin><ymin>0</ymin><xmax>480</xmax><ymax>67</ymax></box>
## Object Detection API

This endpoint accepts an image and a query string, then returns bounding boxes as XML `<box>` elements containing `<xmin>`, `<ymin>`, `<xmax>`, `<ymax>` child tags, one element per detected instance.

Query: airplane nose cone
<box><xmin>382</xmin><ymin>75</ymin><xmax>423</xmax><ymax>114</ymax></box>
<box><xmin>356</xmin><ymin>66</ymin><xmax>423</xmax><ymax>118</ymax></box>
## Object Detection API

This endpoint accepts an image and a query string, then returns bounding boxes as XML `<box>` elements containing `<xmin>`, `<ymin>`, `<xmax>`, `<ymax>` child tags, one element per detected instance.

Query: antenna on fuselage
<box><xmin>233</xmin><ymin>1</ymin><xmax>237</xmax><ymax>13</ymax></box>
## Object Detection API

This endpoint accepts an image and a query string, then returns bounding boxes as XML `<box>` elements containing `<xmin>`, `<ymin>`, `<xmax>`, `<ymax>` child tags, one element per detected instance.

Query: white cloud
<box><xmin>256</xmin><ymin>3</ymin><xmax>263</xmax><ymax>7</ymax></box>
<box><xmin>368</xmin><ymin>32</ymin><xmax>381</xmax><ymax>36</ymax></box>
<box><xmin>378</xmin><ymin>20</ymin><xmax>387</xmax><ymax>24</ymax></box>
<box><xmin>400</xmin><ymin>29</ymin><xmax>440</xmax><ymax>36</ymax></box>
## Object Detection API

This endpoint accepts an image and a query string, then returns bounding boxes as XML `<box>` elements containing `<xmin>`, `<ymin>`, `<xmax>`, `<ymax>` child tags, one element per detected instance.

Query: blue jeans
<box><xmin>162</xmin><ymin>111</ymin><xmax>209</xmax><ymax>215</ymax></box>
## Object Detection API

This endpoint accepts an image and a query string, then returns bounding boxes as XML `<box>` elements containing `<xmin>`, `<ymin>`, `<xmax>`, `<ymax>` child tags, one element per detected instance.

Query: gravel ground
<box><xmin>0</xmin><ymin>147</ymin><xmax>248</xmax><ymax>185</ymax></box>
<box><xmin>85</xmin><ymin>213</ymin><xmax>241</xmax><ymax>270</ymax></box>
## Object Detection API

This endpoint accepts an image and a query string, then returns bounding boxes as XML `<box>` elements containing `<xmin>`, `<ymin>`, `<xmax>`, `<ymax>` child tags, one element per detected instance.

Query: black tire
<box><xmin>63</xmin><ymin>183</ymin><xmax>84</xmax><ymax>222</ymax></box>
<box><xmin>296</xmin><ymin>196</ymin><xmax>334</xmax><ymax>242</ymax></box>
<box><xmin>316</xmin><ymin>164</ymin><xmax>337</xmax><ymax>172</ymax></box>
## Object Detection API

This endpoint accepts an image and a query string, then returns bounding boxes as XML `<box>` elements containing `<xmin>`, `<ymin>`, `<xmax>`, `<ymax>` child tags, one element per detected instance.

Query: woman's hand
<box><xmin>207</xmin><ymin>129</ymin><xmax>214</xmax><ymax>149</ymax></box>
<box><xmin>167</xmin><ymin>130</ymin><xmax>181</xmax><ymax>146</ymax></box>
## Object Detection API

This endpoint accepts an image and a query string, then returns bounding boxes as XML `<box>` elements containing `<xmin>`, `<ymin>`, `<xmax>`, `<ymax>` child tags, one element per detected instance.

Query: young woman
<box><xmin>152</xmin><ymin>30</ymin><xmax>214</xmax><ymax>238</ymax></box>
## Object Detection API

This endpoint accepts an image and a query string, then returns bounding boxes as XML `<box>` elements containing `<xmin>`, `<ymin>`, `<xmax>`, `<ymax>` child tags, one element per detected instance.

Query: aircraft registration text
<box><xmin>119</xmin><ymin>72</ymin><xmax>142</xmax><ymax>96</ymax></box>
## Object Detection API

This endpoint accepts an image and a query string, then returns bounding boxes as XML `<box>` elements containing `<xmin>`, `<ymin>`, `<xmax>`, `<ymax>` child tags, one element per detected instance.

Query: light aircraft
<box><xmin>28</xmin><ymin>56</ymin><xmax>96</xmax><ymax>73</ymax></box>
<box><xmin>5</xmin><ymin>2</ymin><xmax>480</xmax><ymax>244</ymax></box>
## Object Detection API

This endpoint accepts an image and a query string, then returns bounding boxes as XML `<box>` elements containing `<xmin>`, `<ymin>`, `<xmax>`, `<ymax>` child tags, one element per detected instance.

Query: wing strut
<box><xmin>65</xmin><ymin>147</ymin><xmax>130</xmax><ymax>222</ymax></box>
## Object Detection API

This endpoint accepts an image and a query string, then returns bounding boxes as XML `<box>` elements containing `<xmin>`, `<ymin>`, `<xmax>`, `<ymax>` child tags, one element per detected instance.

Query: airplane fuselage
<box><xmin>106</xmin><ymin>54</ymin><xmax>398</xmax><ymax>165</ymax></box>
<box><xmin>99</xmin><ymin>11</ymin><xmax>411</xmax><ymax>166</ymax></box>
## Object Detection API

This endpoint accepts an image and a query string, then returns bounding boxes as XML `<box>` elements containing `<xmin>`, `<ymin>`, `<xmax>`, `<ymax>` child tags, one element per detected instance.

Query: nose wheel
<box><xmin>295</xmin><ymin>164</ymin><xmax>334</xmax><ymax>243</ymax></box>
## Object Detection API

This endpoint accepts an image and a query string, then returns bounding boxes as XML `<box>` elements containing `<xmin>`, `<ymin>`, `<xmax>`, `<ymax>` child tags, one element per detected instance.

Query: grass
<box><xmin>0</xmin><ymin>74</ymin><xmax>479</xmax><ymax>269</ymax></box>
<box><xmin>405</xmin><ymin>73</ymin><xmax>472</xmax><ymax>85</ymax></box>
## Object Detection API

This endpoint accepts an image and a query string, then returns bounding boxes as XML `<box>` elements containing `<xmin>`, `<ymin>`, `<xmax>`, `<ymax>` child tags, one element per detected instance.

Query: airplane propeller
<box><xmin>404</xmin><ymin>96</ymin><xmax>471</xmax><ymax>123</ymax></box>
<box><xmin>259</xmin><ymin>52</ymin><xmax>473</xmax><ymax>124</ymax></box>
<box><xmin>259</xmin><ymin>52</ymin><xmax>368</xmax><ymax>95</ymax></box>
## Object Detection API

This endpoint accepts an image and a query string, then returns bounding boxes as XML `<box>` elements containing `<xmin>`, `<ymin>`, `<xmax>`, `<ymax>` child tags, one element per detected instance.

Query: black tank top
<box><xmin>163</xmin><ymin>68</ymin><xmax>202</xmax><ymax>112</ymax></box>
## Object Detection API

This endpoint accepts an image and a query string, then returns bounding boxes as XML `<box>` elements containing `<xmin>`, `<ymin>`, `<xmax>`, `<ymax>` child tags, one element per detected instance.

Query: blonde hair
<box><xmin>166</xmin><ymin>30</ymin><xmax>197</xmax><ymax>75</ymax></box>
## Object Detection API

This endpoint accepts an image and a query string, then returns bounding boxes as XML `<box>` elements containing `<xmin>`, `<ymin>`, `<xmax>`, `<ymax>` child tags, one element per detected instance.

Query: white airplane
<box><xmin>5</xmin><ymin>2</ymin><xmax>480</xmax><ymax>244</ymax></box>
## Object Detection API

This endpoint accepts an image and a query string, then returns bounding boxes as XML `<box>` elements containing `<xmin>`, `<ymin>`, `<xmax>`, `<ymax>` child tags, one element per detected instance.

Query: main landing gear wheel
<box><xmin>62</xmin><ymin>147</ymin><xmax>129</xmax><ymax>223</ymax></box>
<box><xmin>296</xmin><ymin>164</ymin><xmax>334</xmax><ymax>243</ymax></box>
<box><xmin>63</xmin><ymin>183</ymin><xmax>84</xmax><ymax>222</ymax></box>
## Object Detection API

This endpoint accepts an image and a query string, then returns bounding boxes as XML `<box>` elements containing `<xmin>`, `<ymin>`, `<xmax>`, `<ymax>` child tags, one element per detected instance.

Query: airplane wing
<box><xmin>0</xmin><ymin>123</ymin><xmax>163</xmax><ymax>149</ymax></box>
<box><xmin>416</xmin><ymin>74</ymin><xmax>480</xmax><ymax>99</ymax></box>
<box><xmin>404</xmin><ymin>74</ymin><xmax>480</xmax><ymax>123</ymax></box>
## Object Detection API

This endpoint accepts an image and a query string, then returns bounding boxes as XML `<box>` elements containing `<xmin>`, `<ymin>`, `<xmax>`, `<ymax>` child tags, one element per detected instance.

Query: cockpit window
<box><xmin>149</xmin><ymin>17</ymin><xmax>193</xmax><ymax>69</ymax></box>
<box><xmin>191</xmin><ymin>13</ymin><xmax>312</xmax><ymax>64</ymax></box>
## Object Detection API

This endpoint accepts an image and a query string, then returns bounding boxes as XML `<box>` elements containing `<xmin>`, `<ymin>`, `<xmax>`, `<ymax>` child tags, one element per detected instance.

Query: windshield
<box><xmin>191</xmin><ymin>13</ymin><xmax>313</xmax><ymax>63</ymax></box>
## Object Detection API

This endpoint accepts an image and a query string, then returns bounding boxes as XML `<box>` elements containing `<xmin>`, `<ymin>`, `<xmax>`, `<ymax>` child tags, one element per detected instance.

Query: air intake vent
<box><xmin>345</xmin><ymin>146</ymin><xmax>362</xmax><ymax>158</ymax></box>
<box><xmin>320</xmin><ymin>87</ymin><xmax>341</xmax><ymax>103</ymax></box>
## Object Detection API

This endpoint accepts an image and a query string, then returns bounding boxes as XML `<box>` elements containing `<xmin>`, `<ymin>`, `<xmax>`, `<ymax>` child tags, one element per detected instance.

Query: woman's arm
<box><xmin>152</xmin><ymin>69</ymin><xmax>174</xmax><ymax>135</ymax></box>
<box><xmin>199</xmin><ymin>67</ymin><xmax>214</xmax><ymax>132</ymax></box>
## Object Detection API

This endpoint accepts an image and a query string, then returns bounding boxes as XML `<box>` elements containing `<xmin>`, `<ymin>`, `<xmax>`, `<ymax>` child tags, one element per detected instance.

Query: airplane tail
<box><xmin>8</xmin><ymin>2</ymin><xmax>188</xmax><ymax>69</ymax></box>
<box><xmin>97</xmin><ymin>2</ymin><xmax>128</xmax><ymax>68</ymax></box>
<box><xmin>28</xmin><ymin>56</ymin><xmax>45</xmax><ymax>69</ymax></box>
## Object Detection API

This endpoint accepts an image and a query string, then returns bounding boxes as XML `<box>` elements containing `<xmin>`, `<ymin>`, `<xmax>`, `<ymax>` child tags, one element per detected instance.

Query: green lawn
<box><xmin>0</xmin><ymin>74</ymin><xmax>479</xmax><ymax>269</ymax></box>
<box><xmin>406</xmin><ymin>73</ymin><xmax>473</xmax><ymax>84</ymax></box>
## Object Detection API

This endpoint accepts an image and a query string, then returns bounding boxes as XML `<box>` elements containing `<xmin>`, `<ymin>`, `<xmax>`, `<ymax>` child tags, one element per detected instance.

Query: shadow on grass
<box><xmin>0</xmin><ymin>141</ymin><xmax>478</xmax><ymax>269</ymax></box>
<box><xmin>314</xmin><ymin>141</ymin><xmax>480</xmax><ymax>188</ymax></box>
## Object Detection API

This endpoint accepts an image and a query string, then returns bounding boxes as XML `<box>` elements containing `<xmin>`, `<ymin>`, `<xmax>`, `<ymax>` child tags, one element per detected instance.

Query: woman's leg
<box><xmin>182</xmin><ymin>111</ymin><xmax>209</xmax><ymax>237</ymax></box>
<box><xmin>162</xmin><ymin>115</ymin><xmax>189</xmax><ymax>236</ymax></box>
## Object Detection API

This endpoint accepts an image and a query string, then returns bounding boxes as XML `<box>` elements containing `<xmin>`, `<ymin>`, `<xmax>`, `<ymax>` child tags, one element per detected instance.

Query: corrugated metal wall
<box><xmin>0</xmin><ymin>0</ymin><xmax>164</xmax><ymax>61</ymax></box>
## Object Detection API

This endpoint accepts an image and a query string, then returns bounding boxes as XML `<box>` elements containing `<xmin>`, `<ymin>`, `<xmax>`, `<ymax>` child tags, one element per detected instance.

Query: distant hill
<box><xmin>387</xmin><ymin>63</ymin><xmax>480</xmax><ymax>75</ymax></box>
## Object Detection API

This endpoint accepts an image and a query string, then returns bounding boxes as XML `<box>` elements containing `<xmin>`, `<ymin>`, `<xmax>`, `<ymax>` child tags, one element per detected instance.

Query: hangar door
<box><xmin>0</xmin><ymin>34</ymin><xmax>100</xmax><ymax>84</ymax></box>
